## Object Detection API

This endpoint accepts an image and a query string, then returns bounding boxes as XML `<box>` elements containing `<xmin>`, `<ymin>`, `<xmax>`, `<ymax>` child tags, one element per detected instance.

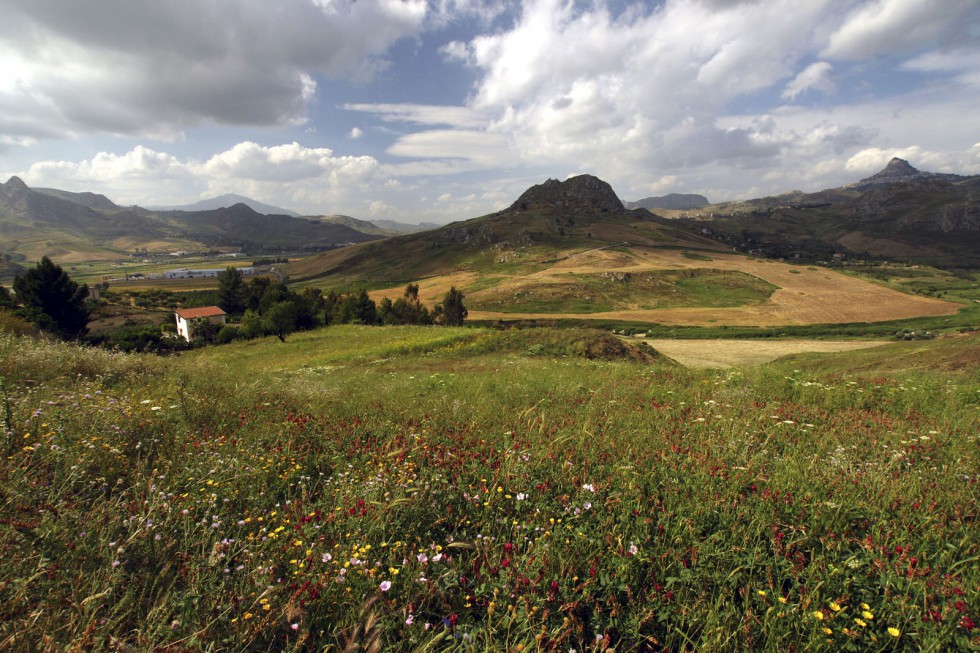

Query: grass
<box><xmin>0</xmin><ymin>326</ymin><xmax>978</xmax><ymax>651</ymax></box>
<box><xmin>467</xmin><ymin>270</ymin><xmax>778</xmax><ymax>314</ymax></box>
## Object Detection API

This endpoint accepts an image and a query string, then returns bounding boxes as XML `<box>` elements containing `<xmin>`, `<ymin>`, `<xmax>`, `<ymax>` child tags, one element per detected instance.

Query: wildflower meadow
<box><xmin>1</xmin><ymin>326</ymin><xmax>977</xmax><ymax>651</ymax></box>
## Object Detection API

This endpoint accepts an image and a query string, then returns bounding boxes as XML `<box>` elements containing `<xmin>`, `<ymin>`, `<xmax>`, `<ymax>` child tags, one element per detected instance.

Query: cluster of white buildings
<box><xmin>164</xmin><ymin>267</ymin><xmax>255</xmax><ymax>279</ymax></box>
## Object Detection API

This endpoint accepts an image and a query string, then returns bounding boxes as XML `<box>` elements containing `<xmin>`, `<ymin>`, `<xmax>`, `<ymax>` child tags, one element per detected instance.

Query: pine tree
<box><xmin>13</xmin><ymin>257</ymin><xmax>89</xmax><ymax>339</ymax></box>
<box><xmin>216</xmin><ymin>267</ymin><xmax>248</xmax><ymax>315</ymax></box>
<box><xmin>434</xmin><ymin>287</ymin><xmax>467</xmax><ymax>326</ymax></box>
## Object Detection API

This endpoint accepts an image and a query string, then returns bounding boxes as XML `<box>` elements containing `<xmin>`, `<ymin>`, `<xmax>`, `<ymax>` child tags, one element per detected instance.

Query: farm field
<box><xmin>368</xmin><ymin>248</ymin><xmax>959</xmax><ymax>327</ymax></box>
<box><xmin>640</xmin><ymin>338</ymin><xmax>891</xmax><ymax>368</ymax></box>
<box><xmin>1</xmin><ymin>325</ymin><xmax>977</xmax><ymax>651</ymax></box>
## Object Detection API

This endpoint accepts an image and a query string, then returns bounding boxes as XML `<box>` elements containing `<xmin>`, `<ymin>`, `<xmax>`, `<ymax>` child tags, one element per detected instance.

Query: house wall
<box><xmin>176</xmin><ymin>314</ymin><xmax>227</xmax><ymax>341</ymax></box>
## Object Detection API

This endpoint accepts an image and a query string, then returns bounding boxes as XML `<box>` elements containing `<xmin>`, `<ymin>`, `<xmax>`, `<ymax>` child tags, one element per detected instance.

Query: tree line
<box><xmin>212</xmin><ymin>267</ymin><xmax>466</xmax><ymax>343</ymax></box>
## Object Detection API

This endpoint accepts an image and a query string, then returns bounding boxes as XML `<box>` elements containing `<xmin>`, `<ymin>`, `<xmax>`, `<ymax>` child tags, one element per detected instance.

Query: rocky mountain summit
<box><xmin>510</xmin><ymin>175</ymin><xmax>625</xmax><ymax>213</ymax></box>
<box><xmin>850</xmin><ymin>157</ymin><xmax>966</xmax><ymax>190</ymax></box>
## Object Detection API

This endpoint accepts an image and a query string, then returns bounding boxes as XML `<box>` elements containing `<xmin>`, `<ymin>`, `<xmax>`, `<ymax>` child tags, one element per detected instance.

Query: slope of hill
<box><xmin>150</xmin><ymin>194</ymin><xmax>301</xmax><ymax>217</ymax></box>
<box><xmin>285</xmin><ymin>174</ymin><xmax>957</xmax><ymax>327</ymax></box>
<box><xmin>0</xmin><ymin>177</ymin><xmax>381</xmax><ymax>261</ymax></box>
<box><xmin>679</xmin><ymin>159</ymin><xmax>980</xmax><ymax>267</ymax></box>
<box><xmin>285</xmin><ymin>175</ymin><xmax>720</xmax><ymax>287</ymax></box>
<box><xmin>626</xmin><ymin>193</ymin><xmax>710</xmax><ymax>210</ymax></box>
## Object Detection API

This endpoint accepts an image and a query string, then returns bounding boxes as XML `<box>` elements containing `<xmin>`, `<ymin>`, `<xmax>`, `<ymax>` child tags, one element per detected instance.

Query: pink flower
<box><xmin>380</xmin><ymin>580</ymin><xmax>392</xmax><ymax>592</ymax></box>
<box><xmin>290</xmin><ymin>623</ymin><xmax>299</xmax><ymax>631</ymax></box>
<box><xmin>406</xmin><ymin>614</ymin><xmax>414</xmax><ymax>625</ymax></box>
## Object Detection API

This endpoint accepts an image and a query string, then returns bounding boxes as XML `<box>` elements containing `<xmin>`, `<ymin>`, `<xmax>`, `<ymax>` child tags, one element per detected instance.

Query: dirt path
<box><xmin>641</xmin><ymin>338</ymin><xmax>892</xmax><ymax>368</ymax></box>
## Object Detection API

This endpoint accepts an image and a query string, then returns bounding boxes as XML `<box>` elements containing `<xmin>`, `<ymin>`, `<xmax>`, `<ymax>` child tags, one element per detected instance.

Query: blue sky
<box><xmin>1</xmin><ymin>0</ymin><xmax>978</xmax><ymax>223</ymax></box>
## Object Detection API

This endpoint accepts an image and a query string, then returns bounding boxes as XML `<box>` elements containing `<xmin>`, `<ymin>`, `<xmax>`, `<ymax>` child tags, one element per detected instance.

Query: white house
<box><xmin>175</xmin><ymin>306</ymin><xmax>227</xmax><ymax>341</ymax></box>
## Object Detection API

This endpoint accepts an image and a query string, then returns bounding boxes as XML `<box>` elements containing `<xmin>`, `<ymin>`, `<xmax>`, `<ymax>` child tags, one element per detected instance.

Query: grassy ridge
<box><xmin>0</xmin><ymin>327</ymin><xmax>977</xmax><ymax>651</ymax></box>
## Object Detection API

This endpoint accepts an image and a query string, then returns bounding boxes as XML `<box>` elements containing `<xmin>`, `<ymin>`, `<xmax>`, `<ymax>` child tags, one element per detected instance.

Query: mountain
<box><xmin>285</xmin><ymin>174</ymin><xmax>718</xmax><ymax>286</ymax></box>
<box><xmin>848</xmin><ymin>157</ymin><xmax>967</xmax><ymax>190</ymax></box>
<box><xmin>0</xmin><ymin>177</ymin><xmax>380</xmax><ymax>262</ymax></box>
<box><xmin>626</xmin><ymin>193</ymin><xmax>710</xmax><ymax>211</ymax></box>
<box><xmin>150</xmin><ymin>194</ymin><xmax>301</xmax><ymax>217</ymax></box>
<box><xmin>370</xmin><ymin>219</ymin><xmax>440</xmax><ymax>235</ymax></box>
<box><xmin>675</xmin><ymin>158</ymin><xmax>980</xmax><ymax>267</ymax></box>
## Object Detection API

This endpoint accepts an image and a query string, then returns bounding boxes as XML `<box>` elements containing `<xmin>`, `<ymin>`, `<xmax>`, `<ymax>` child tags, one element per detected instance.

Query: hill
<box><xmin>626</xmin><ymin>193</ymin><xmax>710</xmax><ymax>211</ymax></box>
<box><xmin>0</xmin><ymin>177</ymin><xmax>381</xmax><ymax>262</ymax></box>
<box><xmin>677</xmin><ymin>158</ymin><xmax>980</xmax><ymax>267</ymax></box>
<box><xmin>149</xmin><ymin>193</ymin><xmax>301</xmax><ymax>216</ymax></box>
<box><xmin>285</xmin><ymin>175</ymin><xmax>719</xmax><ymax>287</ymax></box>
<box><xmin>306</xmin><ymin>214</ymin><xmax>437</xmax><ymax>238</ymax></box>
<box><xmin>285</xmin><ymin>174</ymin><xmax>957</xmax><ymax>327</ymax></box>
<box><xmin>1</xmin><ymin>323</ymin><xmax>976</xmax><ymax>651</ymax></box>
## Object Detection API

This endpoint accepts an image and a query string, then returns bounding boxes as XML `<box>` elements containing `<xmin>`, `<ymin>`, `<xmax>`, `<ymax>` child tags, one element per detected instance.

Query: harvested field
<box><xmin>370</xmin><ymin>248</ymin><xmax>958</xmax><ymax>327</ymax></box>
<box><xmin>641</xmin><ymin>338</ymin><xmax>891</xmax><ymax>368</ymax></box>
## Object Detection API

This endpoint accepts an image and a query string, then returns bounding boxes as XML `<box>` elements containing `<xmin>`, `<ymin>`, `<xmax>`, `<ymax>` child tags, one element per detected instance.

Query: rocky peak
<box><xmin>511</xmin><ymin>174</ymin><xmax>624</xmax><ymax>213</ymax></box>
<box><xmin>4</xmin><ymin>176</ymin><xmax>29</xmax><ymax>192</ymax></box>
<box><xmin>850</xmin><ymin>157</ymin><xmax>966</xmax><ymax>191</ymax></box>
<box><xmin>854</xmin><ymin>158</ymin><xmax>925</xmax><ymax>188</ymax></box>
<box><xmin>1</xmin><ymin>176</ymin><xmax>31</xmax><ymax>208</ymax></box>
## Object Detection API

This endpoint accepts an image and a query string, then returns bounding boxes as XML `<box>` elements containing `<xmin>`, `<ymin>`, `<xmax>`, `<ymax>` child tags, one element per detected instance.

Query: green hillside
<box><xmin>1</xmin><ymin>324</ymin><xmax>977</xmax><ymax>651</ymax></box>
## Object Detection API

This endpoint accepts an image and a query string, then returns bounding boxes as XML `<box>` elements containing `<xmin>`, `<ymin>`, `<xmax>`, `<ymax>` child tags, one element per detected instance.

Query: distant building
<box><xmin>175</xmin><ymin>306</ymin><xmax>226</xmax><ymax>341</ymax></box>
<box><xmin>165</xmin><ymin>267</ymin><xmax>254</xmax><ymax>279</ymax></box>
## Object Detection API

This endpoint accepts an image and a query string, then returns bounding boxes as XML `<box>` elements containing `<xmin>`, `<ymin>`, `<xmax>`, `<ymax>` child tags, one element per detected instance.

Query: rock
<box><xmin>511</xmin><ymin>175</ymin><xmax>625</xmax><ymax>213</ymax></box>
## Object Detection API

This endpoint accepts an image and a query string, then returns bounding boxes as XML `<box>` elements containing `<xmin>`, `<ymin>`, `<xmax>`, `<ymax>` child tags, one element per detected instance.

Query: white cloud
<box><xmin>15</xmin><ymin>142</ymin><xmax>385</xmax><ymax>212</ymax></box>
<box><xmin>0</xmin><ymin>0</ymin><xmax>431</xmax><ymax>141</ymax></box>
<box><xmin>342</xmin><ymin>103</ymin><xmax>491</xmax><ymax>129</ymax></box>
<box><xmin>782</xmin><ymin>62</ymin><xmax>836</xmax><ymax>101</ymax></box>
<box><xmin>823</xmin><ymin>0</ymin><xmax>977</xmax><ymax>60</ymax></box>
<box><xmin>348</xmin><ymin>127</ymin><xmax>364</xmax><ymax>139</ymax></box>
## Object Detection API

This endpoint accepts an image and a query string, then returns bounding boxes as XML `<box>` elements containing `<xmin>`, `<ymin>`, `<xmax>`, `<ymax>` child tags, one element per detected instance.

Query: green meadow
<box><xmin>1</xmin><ymin>325</ymin><xmax>977</xmax><ymax>651</ymax></box>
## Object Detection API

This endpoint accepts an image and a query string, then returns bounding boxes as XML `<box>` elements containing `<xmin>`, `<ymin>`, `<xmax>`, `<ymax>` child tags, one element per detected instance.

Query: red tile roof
<box><xmin>175</xmin><ymin>306</ymin><xmax>226</xmax><ymax>319</ymax></box>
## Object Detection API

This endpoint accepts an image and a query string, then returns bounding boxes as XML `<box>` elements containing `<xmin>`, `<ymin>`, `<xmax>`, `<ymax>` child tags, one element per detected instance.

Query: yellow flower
<box><xmin>888</xmin><ymin>627</ymin><xmax>900</xmax><ymax>638</ymax></box>
<box><xmin>829</xmin><ymin>602</ymin><xmax>842</xmax><ymax>612</ymax></box>
<box><xmin>757</xmin><ymin>590</ymin><xmax>767</xmax><ymax>597</ymax></box>
<box><xmin>854</xmin><ymin>618</ymin><xmax>867</xmax><ymax>627</ymax></box>
<box><xmin>813</xmin><ymin>611</ymin><xmax>825</xmax><ymax>621</ymax></box>
<box><xmin>822</xmin><ymin>628</ymin><xmax>833</xmax><ymax>635</ymax></box>
<box><xmin>778</xmin><ymin>597</ymin><xmax>788</xmax><ymax>604</ymax></box>
<box><xmin>860</xmin><ymin>602</ymin><xmax>870</xmax><ymax>611</ymax></box>
<box><xmin>862</xmin><ymin>610</ymin><xmax>874</xmax><ymax>620</ymax></box>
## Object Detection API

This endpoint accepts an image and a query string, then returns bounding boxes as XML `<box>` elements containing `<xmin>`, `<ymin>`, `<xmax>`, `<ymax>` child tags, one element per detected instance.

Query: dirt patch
<box><xmin>368</xmin><ymin>248</ymin><xmax>959</xmax><ymax>327</ymax></box>
<box><xmin>641</xmin><ymin>338</ymin><xmax>891</xmax><ymax>368</ymax></box>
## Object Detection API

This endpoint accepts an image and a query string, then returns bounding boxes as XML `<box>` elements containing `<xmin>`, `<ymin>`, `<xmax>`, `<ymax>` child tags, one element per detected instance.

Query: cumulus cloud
<box><xmin>0</xmin><ymin>0</ymin><xmax>430</xmax><ymax>141</ymax></box>
<box><xmin>15</xmin><ymin>142</ymin><xmax>385</xmax><ymax>212</ymax></box>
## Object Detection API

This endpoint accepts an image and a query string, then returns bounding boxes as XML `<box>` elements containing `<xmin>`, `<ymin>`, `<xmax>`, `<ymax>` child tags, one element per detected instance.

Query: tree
<box><xmin>217</xmin><ymin>267</ymin><xmax>248</xmax><ymax>315</ymax></box>
<box><xmin>263</xmin><ymin>301</ymin><xmax>298</xmax><ymax>342</ymax></box>
<box><xmin>0</xmin><ymin>285</ymin><xmax>14</xmax><ymax>309</ymax></box>
<box><xmin>239</xmin><ymin>309</ymin><xmax>263</xmax><ymax>339</ymax></box>
<box><xmin>13</xmin><ymin>257</ymin><xmax>90</xmax><ymax>339</ymax></box>
<box><xmin>190</xmin><ymin>317</ymin><xmax>220</xmax><ymax>344</ymax></box>
<box><xmin>434</xmin><ymin>286</ymin><xmax>467</xmax><ymax>326</ymax></box>
<box><xmin>393</xmin><ymin>283</ymin><xmax>432</xmax><ymax>325</ymax></box>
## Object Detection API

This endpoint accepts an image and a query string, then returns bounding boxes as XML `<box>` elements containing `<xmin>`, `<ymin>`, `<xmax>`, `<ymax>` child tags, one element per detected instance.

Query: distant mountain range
<box><xmin>0</xmin><ymin>181</ymin><xmax>446</xmax><ymax>266</ymax></box>
<box><xmin>3</xmin><ymin>157</ymin><xmax>978</xmax><ymax>272</ymax></box>
<box><xmin>677</xmin><ymin>158</ymin><xmax>980</xmax><ymax>267</ymax></box>
<box><xmin>626</xmin><ymin>193</ymin><xmax>710</xmax><ymax>211</ymax></box>
<box><xmin>0</xmin><ymin>177</ymin><xmax>381</xmax><ymax>263</ymax></box>
<box><xmin>148</xmin><ymin>194</ymin><xmax>302</xmax><ymax>217</ymax></box>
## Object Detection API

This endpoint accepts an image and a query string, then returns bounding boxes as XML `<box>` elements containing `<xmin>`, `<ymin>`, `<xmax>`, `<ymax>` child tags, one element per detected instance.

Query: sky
<box><xmin>1</xmin><ymin>0</ymin><xmax>979</xmax><ymax>224</ymax></box>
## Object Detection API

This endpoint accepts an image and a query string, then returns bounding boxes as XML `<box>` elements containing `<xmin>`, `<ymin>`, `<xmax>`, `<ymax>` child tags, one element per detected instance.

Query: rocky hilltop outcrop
<box><xmin>850</xmin><ymin>157</ymin><xmax>965</xmax><ymax>190</ymax></box>
<box><xmin>510</xmin><ymin>175</ymin><xmax>625</xmax><ymax>213</ymax></box>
